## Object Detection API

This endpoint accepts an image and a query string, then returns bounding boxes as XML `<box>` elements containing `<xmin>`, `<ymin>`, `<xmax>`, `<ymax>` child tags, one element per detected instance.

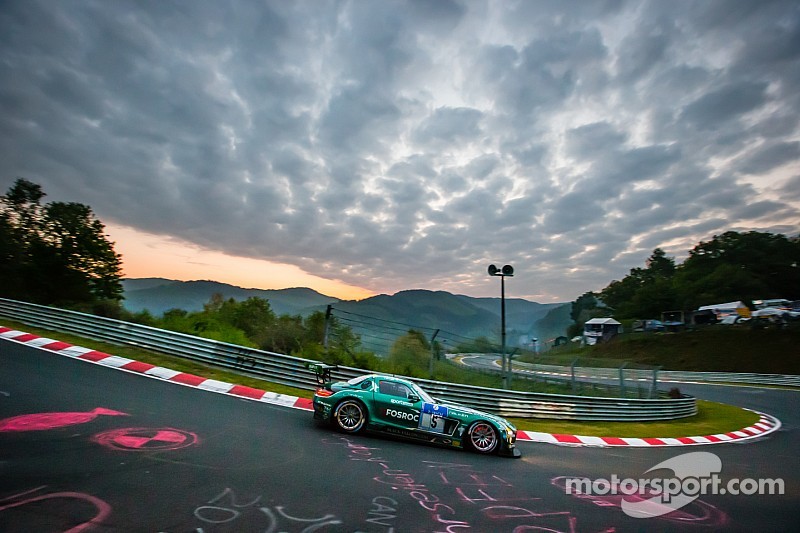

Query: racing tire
<box><xmin>333</xmin><ymin>399</ymin><xmax>367</xmax><ymax>434</ymax></box>
<box><xmin>467</xmin><ymin>421</ymin><xmax>499</xmax><ymax>454</ymax></box>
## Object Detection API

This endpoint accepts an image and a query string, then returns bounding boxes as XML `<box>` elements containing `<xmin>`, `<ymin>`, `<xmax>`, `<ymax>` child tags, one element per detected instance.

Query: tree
<box><xmin>597</xmin><ymin>248</ymin><xmax>678</xmax><ymax>318</ymax></box>
<box><xmin>0</xmin><ymin>178</ymin><xmax>123</xmax><ymax>305</ymax></box>
<box><xmin>570</xmin><ymin>291</ymin><xmax>601</xmax><ymax>322</ymax></box>
<box><xmin>44</xmin><ymin>201</ymin><xmax>123</xmax><ymax>301</ymax></box>
<box><xmin>646</xmin><ymin>248</ymin><xmax>676</xmax><ymax>278</ymax></box>
<box><xmin>568</xmin><ymin>291</ymin><xmax>612</xmax><ymax>336</ymax></box>
<box><xmin>386</xmin><ymin>330</ymin><xmax>431</xmax><ymax>378</ymax></box>
<box><xmin>0</xmin><ymin>179</ymin><xmax>46</xmax><ymax>300</ymax></box>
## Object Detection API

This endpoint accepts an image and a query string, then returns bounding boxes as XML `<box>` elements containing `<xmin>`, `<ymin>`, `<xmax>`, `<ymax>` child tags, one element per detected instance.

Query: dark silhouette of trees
<box><xmin>588</xmin><ymin>232</ymin><xmax>799</xmax><ymax>320</ymax></box>
<box><xmin>0</xmin><ymin>178</ymin><xmax>123</xmax><ymax>305</ymax></box>
<box><xmin>675</xmin><ymin>231</ymin><xmax>799</xmax><ymax>309</ymax></box>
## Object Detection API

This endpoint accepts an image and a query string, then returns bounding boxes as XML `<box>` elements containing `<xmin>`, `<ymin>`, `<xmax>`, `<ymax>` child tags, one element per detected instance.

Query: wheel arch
<box><xmin>331</xmin><ymin>396</ymin><xmax>370</xmax><ymax>434</ymax></box>
<box><xmin>465</xmin><ymin>418</ymin><xmax>501</xmax><ymax>454</ymax></box>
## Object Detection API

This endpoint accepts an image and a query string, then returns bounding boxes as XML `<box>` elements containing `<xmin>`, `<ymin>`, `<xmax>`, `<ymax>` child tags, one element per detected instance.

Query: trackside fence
<box><xmin>510</xmin><ymin>360</ymin><xmax>800</xmax><ymax>388</ymax></box>
<box><xmin>0</xmin><ymin>298</ymin><xmax>699</xmax><ymax>420</ymax></box>
<box><xmin>458</xmin><ymin>354</ymin><xmax>662</xmax><ymax>399</ymax></box>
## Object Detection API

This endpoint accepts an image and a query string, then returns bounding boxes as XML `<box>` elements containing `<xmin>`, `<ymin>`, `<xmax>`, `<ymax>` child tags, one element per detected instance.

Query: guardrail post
<box><xmin>619</xmin><ymin>362</ymin><xmax>628</xmax><ymax>398</ymax></box>
<box><xmin>507</xmin><ymin>348</ymin><xmax>517</xmax><ymax>388</ymax></box>
<box><xmin>651</xmin><ymin>366</ymin><xmax>660</xmax><ymax>399</ymax></box>
<box><xmin>322</xmin><ymin>305</ymin><xmax>333</xmax><ymax>351</ymax></box>
<box><xmin>571</xmin><ymin>358</ymin><xmax>578</xmax><ymax>392</ymax></box>
<box><xmin>429</xmin><ymin>329</ymin><xmax>440</xmax><ymax>379</ymax></box>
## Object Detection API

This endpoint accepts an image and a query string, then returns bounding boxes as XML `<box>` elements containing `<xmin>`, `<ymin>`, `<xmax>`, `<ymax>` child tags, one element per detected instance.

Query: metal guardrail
<box><xmin>0</xmin><ymin>298</ymin><xmax>697</xmax><ymax>421</ymax></box>
<box><xmin>511</xmin><ymin>361</ymin><xmax>800</xmax><ymax>388</ymax></box>
<box><xmin>458</xmin><ymin>354</ymin><xmax>661</xmax><ymax>399</ymax></box>
<box><xmin>659</xmin><ymin>370</ymin><xmax>800</xmax><ymax>387</ymax></box>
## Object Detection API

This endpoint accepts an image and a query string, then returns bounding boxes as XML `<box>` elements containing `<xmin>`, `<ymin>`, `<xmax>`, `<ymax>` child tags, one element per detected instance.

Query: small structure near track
<box><xmin>583</xmin><ymin>318</ymin><xmax>621</xmax><ymax>345</ymax></box>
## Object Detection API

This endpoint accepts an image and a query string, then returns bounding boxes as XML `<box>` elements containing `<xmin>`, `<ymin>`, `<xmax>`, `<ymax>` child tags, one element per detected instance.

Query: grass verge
<box><xmin>507</xmin><ymin>400</ymin><xmax>760</xmax><ymax>438</ymax></box>
<box><xmin>1</xmin><ymin>319</ymin><xmax>762</xmax><ymax>436</ymax></box>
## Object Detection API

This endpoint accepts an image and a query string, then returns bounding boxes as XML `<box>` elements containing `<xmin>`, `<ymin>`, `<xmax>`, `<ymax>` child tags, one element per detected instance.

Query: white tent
<box><xmin>584</xmin><ymin>318</ymin><xmax>622</xmax><ymax>325</ymax></box>
<box><xmin>697</xmin><ymin>301</ymin><xmax>750</xmax><ymax>319</ymax></box>
<box><xmin>698</xmin><ymin>301</ymin><xmax>746</xmax><ymax>312</ymax></box>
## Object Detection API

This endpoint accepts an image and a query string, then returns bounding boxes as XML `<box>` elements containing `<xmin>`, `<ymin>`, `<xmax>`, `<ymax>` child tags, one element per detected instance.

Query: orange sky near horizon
<box><xmin>105</xmin><ymin>224</ymin><xmax>376</xmax><ymax>301</ymax></box>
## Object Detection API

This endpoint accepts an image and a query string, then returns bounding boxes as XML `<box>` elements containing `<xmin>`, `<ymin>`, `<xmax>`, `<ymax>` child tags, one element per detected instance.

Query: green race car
<box><xmin>311</xmin><ymin>366</ymin><xmax>520</xmax><ymax>458</ymax></box>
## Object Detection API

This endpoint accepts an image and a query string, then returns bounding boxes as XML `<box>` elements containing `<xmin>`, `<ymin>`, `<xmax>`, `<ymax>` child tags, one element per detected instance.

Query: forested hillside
<box><xmin>569</xmin><ymin>231</ymin><xmax>799</xmax><ymax>333</ymax></box>
<box><xmin>122</xmin><ymin>279</ymin><xmax>337</xmax><ymax>316</ymax></box>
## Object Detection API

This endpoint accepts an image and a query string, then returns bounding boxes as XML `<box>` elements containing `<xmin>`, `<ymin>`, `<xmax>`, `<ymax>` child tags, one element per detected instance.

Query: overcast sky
<box><xmin>1</xmin><ymin>0</ymin><xmax>799</xmax><ymax>302</ymax></box>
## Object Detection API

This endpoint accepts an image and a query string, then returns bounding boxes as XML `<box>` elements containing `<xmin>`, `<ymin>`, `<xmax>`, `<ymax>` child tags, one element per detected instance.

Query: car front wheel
<box><xmin>468</xmin><ymin>421</ymin><xmax>499</xmax><ymax>454</ymax></box>
<box><xmin>333</xmin><ymin>400</ymin><xmax>367</xmax><ymax>433</ymax></box>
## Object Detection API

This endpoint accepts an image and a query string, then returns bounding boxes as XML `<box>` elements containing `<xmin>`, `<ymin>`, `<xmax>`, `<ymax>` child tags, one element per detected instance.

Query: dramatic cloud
<box><xmin>1</xmin><ymin>0</ymin><xmax>798</xmax><ymax>302</ymax></box>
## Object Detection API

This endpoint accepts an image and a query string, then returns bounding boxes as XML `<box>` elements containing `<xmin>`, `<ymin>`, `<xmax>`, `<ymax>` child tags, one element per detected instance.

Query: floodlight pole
<box><xmin>500</xmin><ymin>273</ymin><xmax>507</xmax><ymax>385</ymax></box>
<box><xmin>488</xmin><ymin>264</ymin><xmax>514</xmax><ymax>389</ymax></box>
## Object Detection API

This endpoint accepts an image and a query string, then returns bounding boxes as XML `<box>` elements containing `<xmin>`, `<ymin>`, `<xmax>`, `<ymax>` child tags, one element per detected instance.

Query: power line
<box><xmin>328</xmin><ymin>306</ymin><xmax>495</xmax><ymax>356</ymax></box>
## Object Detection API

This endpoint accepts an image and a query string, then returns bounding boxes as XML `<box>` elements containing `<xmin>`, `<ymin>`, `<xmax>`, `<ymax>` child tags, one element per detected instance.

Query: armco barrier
<box><xmin>511</xmin><ymin>360</ymin><xmax>800</xmax><ymax>388</ymax></box>
<box><xmin>0</xmin><ymin>298</ymin><xmax>696</xmax><ymax>421</ymax></box>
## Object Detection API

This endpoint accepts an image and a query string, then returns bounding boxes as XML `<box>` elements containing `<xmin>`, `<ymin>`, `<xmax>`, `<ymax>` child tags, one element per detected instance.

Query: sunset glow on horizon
<box><xmin>106</xmin><ymin>224</ymin><xmax>376</xmax><ymax>301</ymax></box>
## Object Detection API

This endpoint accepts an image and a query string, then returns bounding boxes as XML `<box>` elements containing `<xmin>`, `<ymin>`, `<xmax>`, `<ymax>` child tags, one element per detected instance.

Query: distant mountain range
<box><xmin>121</xmin><ymin>278</ymin><xmax>571</xmax><ymax>348</ymax></box>
<box><xmin>122</xmin><ymin>278</ymin><xmax>337</xmax><ymax>317</ymax></box>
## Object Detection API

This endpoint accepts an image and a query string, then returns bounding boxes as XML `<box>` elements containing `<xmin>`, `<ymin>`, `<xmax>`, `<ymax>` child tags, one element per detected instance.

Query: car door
<box><xmin>373</xmin><ymin>379</ymin><xmax>422</xmax><ymax>430</ymax></box>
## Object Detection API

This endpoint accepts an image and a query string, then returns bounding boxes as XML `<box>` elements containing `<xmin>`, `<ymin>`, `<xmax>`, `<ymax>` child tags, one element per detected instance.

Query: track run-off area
<box><xmin>1</xmin><ymin>329</ymin><xmax>798</xmax><ymax>531</ymax></box>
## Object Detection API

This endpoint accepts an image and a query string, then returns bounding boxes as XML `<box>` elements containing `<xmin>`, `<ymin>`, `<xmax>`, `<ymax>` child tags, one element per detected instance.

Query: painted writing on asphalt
<box><xmin>326</xmin><ymin>436</ymin><xmax>621</xmax><ymax>532</ymax></box>
<box><xmin>366</xmin><ymin>497</ymin><xmax>398</xmax><ymax>530</ymax></box>
<box><xmin>160</xmin><ymin>487</ymin><xmax>344</xmax><ymax>532</ymax></box>
<box><xmin>0</xmin><ymin>485</ymin><xmax>112</xmax><ymax>532</ymax></box>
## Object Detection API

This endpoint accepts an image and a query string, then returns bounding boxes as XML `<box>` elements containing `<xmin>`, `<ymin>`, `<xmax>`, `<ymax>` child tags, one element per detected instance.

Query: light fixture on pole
<box><xmin>488</xmin><ymin>264</ymin><xmax>514</xmax><ymax>389</ymax></box>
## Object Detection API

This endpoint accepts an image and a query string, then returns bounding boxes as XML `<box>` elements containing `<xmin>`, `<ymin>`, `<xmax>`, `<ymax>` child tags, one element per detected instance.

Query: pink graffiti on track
<box><xmin>0</xmin><ymin>486</ymin><xmax>111</xmax><ymax>533</ymax></box>
<box><xmin>92</xmin><ymin>427</ymin><xmax>199</xmax><ymax>451</ymax></box>
<box><xmin>0</xmin><ymin>408</ymin><xmax>127</xmax><ymax>432</ymax></box>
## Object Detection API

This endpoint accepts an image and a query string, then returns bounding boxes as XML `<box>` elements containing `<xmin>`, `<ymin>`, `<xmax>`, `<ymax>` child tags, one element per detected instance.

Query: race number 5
<box><xmin>419</xmin><ymin>403</ymin><xmax>448</xmax><ymax>434</ymax></box>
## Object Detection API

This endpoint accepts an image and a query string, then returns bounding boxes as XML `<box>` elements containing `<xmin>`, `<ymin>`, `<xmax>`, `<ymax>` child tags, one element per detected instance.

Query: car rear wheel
<box><xmin>467</xmin><ymin>421</ymin><xmax>498</xmax><ymax>454</ymax></box>
<box><xmin>333</xmin><ymin>400</ymin><xmax>367</xmax><ymax>433</ymax></box>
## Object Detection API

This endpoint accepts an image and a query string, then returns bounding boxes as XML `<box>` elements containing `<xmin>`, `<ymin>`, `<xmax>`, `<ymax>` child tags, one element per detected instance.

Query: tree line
<box><xmin>1</xmin><ymin>178</ymin><xmax>123</xmax><ymax>308</ymax></box>
<box><xmin>569</xmin><ymin>232</ymin><xmax>800</xmax><ymax>334</ymax></box>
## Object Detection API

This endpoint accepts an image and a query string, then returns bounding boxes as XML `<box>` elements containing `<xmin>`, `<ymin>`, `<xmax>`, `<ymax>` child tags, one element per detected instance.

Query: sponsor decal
<box><xmin>385</xmin><ymin>427</ymin><xmax>418</xmax><ymax>439</ymax></box>
<box><xmin>385</xmin><ymin>409</ymin><xmax>419</xmax><ymax>422</ymax></box>
<box><xmin>390</xmin><ymin>398</ymin><xmax>413</xmax><ymax>407</ymax></box>
<box><xmin>421</xmin><ymin>403</ymin><xmax>449</xmax><ymax>417</ymax></box>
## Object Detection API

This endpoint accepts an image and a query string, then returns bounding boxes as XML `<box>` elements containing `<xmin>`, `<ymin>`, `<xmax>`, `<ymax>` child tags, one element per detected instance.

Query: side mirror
<box><xmin>408</xmin><ymin>394</ymin><xmax>420</xmax><ymax>403</ymax></box>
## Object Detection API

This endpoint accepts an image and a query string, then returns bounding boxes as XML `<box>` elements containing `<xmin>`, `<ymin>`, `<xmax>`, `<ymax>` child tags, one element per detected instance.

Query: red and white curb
<box><xmin>513</xmin><ymin>411</ymin><xmax>780</xmax><ymax>447</ymax></box>
<box><xmin>0</xmin><ymin>325</ymin><xmax>781</xmax><ymax>447</ymax></box>
<box><xmin>0</xmin><ymin>326</ymin><xmax>313</xmax><ymax>411</ymax></box>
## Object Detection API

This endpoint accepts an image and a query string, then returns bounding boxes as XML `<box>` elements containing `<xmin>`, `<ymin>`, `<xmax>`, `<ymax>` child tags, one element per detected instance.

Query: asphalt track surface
<box><xmin>1</xmin><ymin>340</ymin><xmax>798</xmax><ymax>532</ymax></box>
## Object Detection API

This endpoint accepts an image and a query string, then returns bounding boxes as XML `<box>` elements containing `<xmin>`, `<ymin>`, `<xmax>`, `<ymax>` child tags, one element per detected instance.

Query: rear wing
<box><xmin>305</xmin><ymin>362</ymin><xmax>338</xmax><ymax>388</ymax></box>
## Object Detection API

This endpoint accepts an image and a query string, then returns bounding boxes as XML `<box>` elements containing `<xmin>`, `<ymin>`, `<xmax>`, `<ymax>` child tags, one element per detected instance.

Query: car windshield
<box><xmin>348</xmin><ymin>375</ymin><xmax>436</xmax><ymax>403</ymax></box>
<box><xmin>409</xmin><ymin>382</ymin><xmax>435</xmax><ymax>404</ymax></box>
